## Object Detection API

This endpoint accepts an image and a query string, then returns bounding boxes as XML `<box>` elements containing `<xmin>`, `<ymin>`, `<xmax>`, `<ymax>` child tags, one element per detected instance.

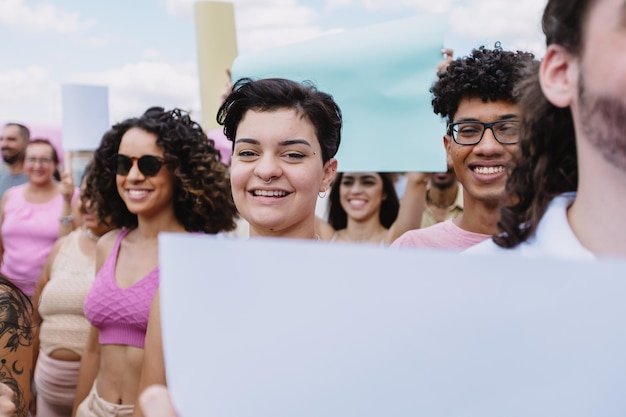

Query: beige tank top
<box><xmin>38</xmin><ymin>229</ymin><xmax>95</xmax><ymax>356</ymax></box>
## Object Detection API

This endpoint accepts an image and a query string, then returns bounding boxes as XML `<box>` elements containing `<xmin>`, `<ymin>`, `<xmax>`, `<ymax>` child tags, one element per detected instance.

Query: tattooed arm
<box><xmin>0</xmin><ymin>277</ymin><xmax>36</xmax><ymax>417</ymax></box>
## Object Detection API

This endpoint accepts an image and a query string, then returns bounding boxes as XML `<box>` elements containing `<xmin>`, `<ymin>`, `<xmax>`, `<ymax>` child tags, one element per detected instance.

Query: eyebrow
<box><xmin>454</xmin><ymin>113</ymin><xmax>519</xmax><ymax>122</ymax></box>
<box><xmin>343</xmin><ymin>174</ymin><xmax>377</xmax><ymax>181</ymax></box>
<box><xmin>234</xmin><ymin>138</ymin><xmax>314</xmax><ymax>148</ymax></box>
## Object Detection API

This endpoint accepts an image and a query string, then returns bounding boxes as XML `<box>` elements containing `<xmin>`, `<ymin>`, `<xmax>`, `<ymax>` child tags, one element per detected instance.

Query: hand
<box><xmin>219</xmin><ymin>68</ymin><xmax>233</xmax><ymax>103</ymax></box>
<box><xmin>0</xmin><ymin>383</ymin><xmax>15</xmax><ymax>417</ymax></box>
<box><xmin>437</xmin><ymin>48</ymin><xmax>453</xmax><ymax>74</ymax></box>
<box><xmin>139</xmin><ymin>385</ymin><xmax>178</xmax><ymax>417</ymax></box>
<box><xmin>404</xmin><ymin>172</ymin><xmax>430</xmax><ymax>186</ymax></box>
<box><xmin>59</xmin><ymin>170</ymin><xmax>75</xmax><ymax>203</ymax></box>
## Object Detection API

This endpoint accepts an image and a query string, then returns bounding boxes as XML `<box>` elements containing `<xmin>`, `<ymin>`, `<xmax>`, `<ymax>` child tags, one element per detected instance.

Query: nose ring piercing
<box><xmin>263</xmin><ymin>177</ymin><xmax>273</xmax><ymax>184</ymax></box>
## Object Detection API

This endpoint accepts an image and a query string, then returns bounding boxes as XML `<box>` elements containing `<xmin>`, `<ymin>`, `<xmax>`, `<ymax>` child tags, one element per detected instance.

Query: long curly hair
<box><xmin>217</xmin><ymin>77</ymin><xmax>342</xmax><ymax>164</ymax></box>
<box><xmin>327</xmin><ymin>172</ymin><xmax>399</xmax><ymax>230</ymax></box>
<box><xmin>493</xmin><ymin>0</ymin><xmax>592</xmax><ymax>248</ymax></box>
<box><xmin>431</xmin><ymin>44</ymin><xmax>537</xmax><ymax>123</ymax></box>
<box><xmin>84</xmin><ymin>108</ymin><xmax>238</xmax><ymax>233</ymax></box>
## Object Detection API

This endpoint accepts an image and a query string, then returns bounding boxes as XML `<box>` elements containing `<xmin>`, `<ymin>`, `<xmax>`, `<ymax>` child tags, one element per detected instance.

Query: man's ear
<box><xmin>540</xmin><ymin>44</ymin><xmax>578</xmax><ymax>108</ymax></box>
<box><xmin>443</xmin><ymin>135</ymin><xmax>453</xmax><ymax>163</ymax></box>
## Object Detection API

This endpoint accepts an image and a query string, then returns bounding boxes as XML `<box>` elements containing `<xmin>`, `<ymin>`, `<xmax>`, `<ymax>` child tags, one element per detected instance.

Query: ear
<box><xmin>320</xmin><ymin>158</ymin><xmax>338</xmax><ymax>192</ymax></box>
<box><xmin>443</xmin><ymin>135</ymin><xmax>453</xmax><ymax>163</ymax></box>
<box><xmin>540</xmin><ymin>44</ymin><xmax>578</xmax><ymax>108</ymax></box>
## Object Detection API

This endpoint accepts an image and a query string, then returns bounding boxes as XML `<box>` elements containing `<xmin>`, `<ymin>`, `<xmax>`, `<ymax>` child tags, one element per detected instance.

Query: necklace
<box><xmin>85</xmin><ymin>228</ymin><xmax>101</xmax><ymax>241</ymax></box>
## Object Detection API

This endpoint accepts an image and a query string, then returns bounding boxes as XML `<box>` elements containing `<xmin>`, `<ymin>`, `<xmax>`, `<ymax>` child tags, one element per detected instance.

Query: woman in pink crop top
<box><xmin>73</xmin><ymin>108</ymin><xmax>238</xmax><ymax>417</ymax></box>
<box><xmin>0</xmin><ymin>139</ymin><xmax>77</xmax><ymax>298</ymax></box>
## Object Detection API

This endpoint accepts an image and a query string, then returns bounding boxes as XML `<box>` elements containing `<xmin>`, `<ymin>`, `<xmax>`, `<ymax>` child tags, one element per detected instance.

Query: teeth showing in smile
<box><xmin>128</xmin><ymin>190</ymin><xmax>149</xmax><ymax>198</ymax></box>
<box><xmin>253</xmin><ymin>190</ymin><xmax>288</xmax><ymax>197</ymax></box>
<box><xmin>348</xmin><ymin>199</ymin><xmax>366</xmax><ymax>208</ymax></box>
<box><xmin>474</xmin><ymin>166</ymin><xmax>504</xmax><ymax>175</ymax></box>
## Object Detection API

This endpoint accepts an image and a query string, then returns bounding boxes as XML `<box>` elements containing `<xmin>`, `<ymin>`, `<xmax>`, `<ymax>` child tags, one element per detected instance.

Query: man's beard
<box><xmin>579</xmin><ymin>75</ymin><xmax>626</xmax><ymax>171</ymax></box>
<box><xmin>2</xmin><ymin>151</ymin><xmax>24</xmax><ymax>165</ymax></box>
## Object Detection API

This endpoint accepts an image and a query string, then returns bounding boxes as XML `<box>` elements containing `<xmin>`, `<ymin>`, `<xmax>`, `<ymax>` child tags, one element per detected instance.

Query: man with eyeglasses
<box><xmin>467</xmin><ymin>0</ymin><xmax>626</xmax><ymax>259</ymax></box>
<box><xmin>0</xmin><ymin>123</ymin><xmax>30</xmax><ymax>197</ymax></box>
<box><xmin>392</xmin><ymin>45</ymin><xmax>537</xmax><ymax>250</ymax></box>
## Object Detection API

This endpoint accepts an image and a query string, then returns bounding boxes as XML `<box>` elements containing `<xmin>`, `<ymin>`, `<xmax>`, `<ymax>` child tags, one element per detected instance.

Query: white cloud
<box><xmin>142</xmin><ymin>48</ymin><xmax>162</xmax><ymax>60</ymax></box>
<box><xmin>325</xmin><ymin>0</ymin><xmax>453</xmax><ymax>13</ymax></box>
<box><xmin>0</xmin><ymin>65</ymin><xmax>61</xmax><ymax>124</ymax></box>
<box><xmin>449</xmin><ymin>0</ymin><xmax>546</xmax><ymax>56</ymax></box>
<box><xmin>0</xmin><ymin>0</ymin><xmax>94</xmax><ymax>33</ymax></box>
<box><xmin>70</xmin><ymin>61</ymin><xmax>201</xmax><ymax>124</ymax></box>
<box><xmin>166</xmin><ymin>0</ymin><xmax>336</xmax><ymax>53</ymax></box>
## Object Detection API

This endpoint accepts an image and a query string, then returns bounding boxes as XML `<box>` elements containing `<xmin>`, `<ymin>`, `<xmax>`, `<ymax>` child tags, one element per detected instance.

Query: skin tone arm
<box><xmin>384</xmin><ymin>172</ymin><xmax>429</xmax><ymax>244</ymax></box>
<box><xmin>0</xmin><ymin>383</ymin><xmax>16</xmax><ymax>417</ymax></box>
<box><xmin>72</xmin><ymin>231</ymin><xmax>118</xmax><ymax>417</ymax></box>
<box><xmin>72</xmin><ymin>326</ymin><xmax>100</xmax><ymax>416</ymax></box>
<box><xmin>132</xmin><ymin>292</ymin><xmax>166</xmax><ymax>417</ymax></box>
<box><xmin>139</xmin><ymin>385</ymin><xmax>177</xmax><ymax>417</ymax></box>
<box><xmin>30</xmin><ymin>237</ymin><xmax>65</xmax><ymax>368</ymax></box>
<box><xmin>58</xmin><ymin>171</ymin><xmax>78</xmax><ymax>238</ymax></box>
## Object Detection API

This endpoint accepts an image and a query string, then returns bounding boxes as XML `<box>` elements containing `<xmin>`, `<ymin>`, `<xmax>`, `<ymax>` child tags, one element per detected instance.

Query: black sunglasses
<box><xmin>113</xmin><ymin>154</ymin><xmax>165</xmax><ymax>177</ymax></box>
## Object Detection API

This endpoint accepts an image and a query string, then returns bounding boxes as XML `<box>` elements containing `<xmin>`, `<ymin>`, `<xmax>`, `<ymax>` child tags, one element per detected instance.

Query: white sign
<box><xmin>61</xmin><ymin>84</ymin><xmax>109</xmax><ymax>151</ymax></box>
<box><xmin>159</xmin><ymin>234</ymin><xmax>626</xmax><ymax>417</ymax></box>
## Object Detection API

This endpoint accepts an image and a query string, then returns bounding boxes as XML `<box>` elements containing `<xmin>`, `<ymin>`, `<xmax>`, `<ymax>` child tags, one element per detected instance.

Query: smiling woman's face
<box><xmin>230</xmin><ymin>108</ymin><xmax>336</xmax><ymax>238</ymax></box>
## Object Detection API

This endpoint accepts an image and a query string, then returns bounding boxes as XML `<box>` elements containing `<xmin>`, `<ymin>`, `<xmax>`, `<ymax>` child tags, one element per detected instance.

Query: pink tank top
<box><xmin>0</xmin><ymin>184</ymin><xmax>63</xmax><ymax>296</ymax></box>
<box><xmin>83</xmin><ymin>229</ymin><xmax>159</xmax><ymax>348</ymax></box>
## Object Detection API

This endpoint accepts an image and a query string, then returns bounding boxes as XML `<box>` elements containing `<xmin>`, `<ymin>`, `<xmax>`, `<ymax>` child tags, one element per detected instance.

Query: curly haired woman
<box><xmin>72</xmin><ymin>108</ymin><xmax>237</xmax><ymax>417</ymax></box>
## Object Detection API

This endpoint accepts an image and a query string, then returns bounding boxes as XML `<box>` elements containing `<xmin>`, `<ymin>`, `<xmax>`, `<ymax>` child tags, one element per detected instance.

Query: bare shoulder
<box><xmin>95</xmin><ymin>229</ymin><xmax>124</xmax><ymax>269</ymax></box>
<box><xmin>97</xmin><ymin>229</ymin><xmax>124</xmax><ymax>252</ymax></box>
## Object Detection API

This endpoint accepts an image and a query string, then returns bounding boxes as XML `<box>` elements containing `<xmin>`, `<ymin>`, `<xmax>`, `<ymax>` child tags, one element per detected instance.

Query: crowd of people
<box><xmin>0</xmin><ymin>0</ymin><xmax>623</xmax><ymax>415</ymax></box>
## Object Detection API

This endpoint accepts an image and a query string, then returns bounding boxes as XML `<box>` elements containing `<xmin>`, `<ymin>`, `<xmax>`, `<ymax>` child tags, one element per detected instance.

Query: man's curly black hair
<box><xmin>83</xmin><ymin>108</ymin><xmax>238</xmax><ymax>234</ymax></box>
<box><xmin>431</xmin><ymin>43</ymin><xmax>538</xmax><ymax>124</ymax></box>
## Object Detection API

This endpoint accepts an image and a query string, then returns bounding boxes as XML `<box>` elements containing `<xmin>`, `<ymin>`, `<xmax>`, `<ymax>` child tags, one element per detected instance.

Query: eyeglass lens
<box><xmin>114</xmin><ymin>154</ymin><xmax>163</xmax><ymax>177</ymax></box>
<box><xmin>451</xmin><ymin>121</ymin><xmax>520</xmax><ymax>144</ymax></box>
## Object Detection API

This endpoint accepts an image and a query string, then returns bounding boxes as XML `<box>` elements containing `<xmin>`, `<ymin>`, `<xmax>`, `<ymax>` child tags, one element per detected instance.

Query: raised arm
<box><xmin>384</xmin><ymin>172</ymin><xmax>429</xmax><ymax>244</ymax></box>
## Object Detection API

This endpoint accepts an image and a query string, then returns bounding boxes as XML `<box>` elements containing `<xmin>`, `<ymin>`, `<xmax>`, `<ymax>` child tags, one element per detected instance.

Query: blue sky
<box><xmin>0</xmin><ymin>0</ymin><xmax>546</xmax><ymax>127</ymax></box>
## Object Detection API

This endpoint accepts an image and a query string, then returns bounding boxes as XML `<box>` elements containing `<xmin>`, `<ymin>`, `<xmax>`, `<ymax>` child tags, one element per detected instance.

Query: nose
<box><xmin>253</xmin><ymin>154</ymin><xmax>282</xmax><ymax>182</ymax></box>
<box><xmin>125</xmin><ymin>160</ymin><xmax>145</xmax><ymax>181</ymax></box>
<box><xmin>347</xmin><ymin>181</ymin><xmax>364</xmax><ymax>193</ymax></box>
<box><xmin>473</xmin><ymin>126</ymin><xmax>504</xmax><ymax>156</ymax></box>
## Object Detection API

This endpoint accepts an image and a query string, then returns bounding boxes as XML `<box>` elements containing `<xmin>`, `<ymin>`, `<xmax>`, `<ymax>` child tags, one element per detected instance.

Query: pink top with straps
<box><xmin>0</xmin><ymin>184</ymin><xmax>64</xmax><ymax>296</ymax></box>
<box><xmin>84</xmin><ymin>229</ymin><xmax>159</xmax><ymax>348</ymax></box>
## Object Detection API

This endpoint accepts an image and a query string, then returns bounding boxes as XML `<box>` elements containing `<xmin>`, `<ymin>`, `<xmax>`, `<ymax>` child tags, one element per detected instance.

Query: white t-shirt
<box><xmin>465</xmin><ymin>193</ymin><xmax>594</xmax><ymax>260</ymax></box>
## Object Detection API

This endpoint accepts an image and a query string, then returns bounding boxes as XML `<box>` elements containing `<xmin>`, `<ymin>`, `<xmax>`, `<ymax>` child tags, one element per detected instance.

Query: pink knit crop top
<box><xmin>84</xmin><ymin>229</ymin><xmax>159</xmax><ymax>348</ymax></box>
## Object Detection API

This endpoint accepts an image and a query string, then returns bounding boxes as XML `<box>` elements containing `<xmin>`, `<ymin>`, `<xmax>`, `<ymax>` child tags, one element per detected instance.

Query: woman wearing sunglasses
<box><xmin>133</xmin><ymin>78</ymin><xmax>342</xmax><ymax>417</ymax></box>
<box><xmin>72</xmin><ymin>108</ymin><xmax>237</xmax><ymax>417</ymax></box>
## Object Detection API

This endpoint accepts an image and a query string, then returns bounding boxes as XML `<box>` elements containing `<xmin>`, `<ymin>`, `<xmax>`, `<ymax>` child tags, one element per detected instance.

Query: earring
<box><xmin>318</xmin><ymin>190</ymin><xmax>327</xmax><ymax>198</ymax></box>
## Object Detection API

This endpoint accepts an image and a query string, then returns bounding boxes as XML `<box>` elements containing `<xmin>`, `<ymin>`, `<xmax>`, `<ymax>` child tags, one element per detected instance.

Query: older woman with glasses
<box><xmin>72</xmin><ymin>108</ymin><xmax>237</xmax><ymax>417</ymax></box>
<box><xmin>0</xmin><ymin>138</ymin><xmax>77</xmax><ymax>298</ymax></box>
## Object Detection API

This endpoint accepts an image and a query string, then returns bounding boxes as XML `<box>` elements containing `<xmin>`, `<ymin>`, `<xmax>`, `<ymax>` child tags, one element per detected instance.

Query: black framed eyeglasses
<box><xmin>447</xmin><ymin>120</ymin><xmax>521</xmax><ymax>145</ymax></box>
<box><xmin>113</xmin><ymin>154</ymin><xmax>165</xmax><ymax>177</ymax></box>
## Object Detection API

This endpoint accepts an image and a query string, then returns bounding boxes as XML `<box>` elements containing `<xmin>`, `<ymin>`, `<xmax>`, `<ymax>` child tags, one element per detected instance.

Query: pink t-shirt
<box><xmin>391</xmin><ymin>219</ymin><xmax>490</xmax><ymax>251</ymax></box>
<box><xmin>0</xmin><ymin>184</ymin><xmax>64</xmax><ymax>296</ymax></box>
